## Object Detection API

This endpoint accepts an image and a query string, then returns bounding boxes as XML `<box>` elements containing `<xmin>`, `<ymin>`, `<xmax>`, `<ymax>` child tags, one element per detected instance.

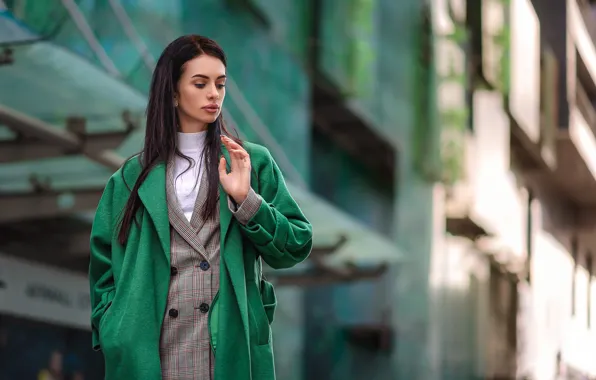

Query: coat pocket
<box><xmin>247</xmin><ymin>281</ymin><xmax>272</xmax><ymax>346</ymax></box>
<box><xmin>260</xmin><ymin>279</ymin><xmax>277</xmax><ymax>324</ymax></box>
<box><xmin>98</xmin><ymin>300</ymin><xmax>116</xmax><ymax>347</ymax></box>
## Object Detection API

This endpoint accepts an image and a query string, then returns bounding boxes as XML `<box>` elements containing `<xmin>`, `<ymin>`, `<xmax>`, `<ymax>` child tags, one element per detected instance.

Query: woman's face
<box><xmin>176</xmin><ymin>54</ymin><xmax>226</xmax><ymax>126</ymax></box>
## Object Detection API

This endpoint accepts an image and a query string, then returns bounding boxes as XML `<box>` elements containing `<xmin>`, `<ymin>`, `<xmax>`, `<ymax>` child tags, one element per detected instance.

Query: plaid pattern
<box><xmin>160</xmin><ymin>159</ymin><xmax>220</xmax><ymax>380</ymax></box>
<box><xmin>227</xmin><ymin>187</ymin><xmax>262</xmax><ymax>226</ymax></box>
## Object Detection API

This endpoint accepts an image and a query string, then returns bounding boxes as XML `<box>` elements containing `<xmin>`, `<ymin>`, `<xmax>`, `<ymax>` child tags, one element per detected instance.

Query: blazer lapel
<box><xmin>138</xmin><ymin>161</ymin><xmax>170</xmax><ymax>261</ymax></box>
<box><xmin>190</xmin><ymin>175</ymin><xmax>209</xmax><ymax>231</ymax></box>
<box><xmin>165</xmin><ymin>158</ymin><xmax>210</xmax><ymax>258</ymax></box>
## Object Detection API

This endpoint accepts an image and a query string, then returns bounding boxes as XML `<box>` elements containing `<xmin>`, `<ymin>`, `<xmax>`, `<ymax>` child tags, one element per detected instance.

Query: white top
<box><xmin>175</xmin><ymin>131</ymin><xmax>207</xmax><ymax>221</ymax></box>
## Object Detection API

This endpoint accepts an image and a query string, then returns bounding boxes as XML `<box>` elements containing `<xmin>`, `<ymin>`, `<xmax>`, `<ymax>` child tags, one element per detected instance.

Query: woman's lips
<box><xmin>202</xmin><ymin>104</ymin><xmax>219</xmax><ymax>113</ymax></box>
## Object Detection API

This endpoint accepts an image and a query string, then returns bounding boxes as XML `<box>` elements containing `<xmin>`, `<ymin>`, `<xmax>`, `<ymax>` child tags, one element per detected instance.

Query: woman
<box><xmin>89</xmin><ymin>35</ymin><xmax>313</xmax><ymax>380</ymax></box>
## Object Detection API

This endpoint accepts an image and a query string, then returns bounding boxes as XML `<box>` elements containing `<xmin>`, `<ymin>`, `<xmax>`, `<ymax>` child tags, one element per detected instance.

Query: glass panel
<box><xmin>0</xmin><ymin>42</ymin><xmax>146</xmax><ymax>132</ymax></box>
<box><xmin>286</xmin><ymin>181</ymin><xmax>402</xmax><ymax>267</ymax></box>
<box><xmin>4</xmin><ymin>0</ymin><xmax>67</xmax><ymax>38</ymax></box>
<box><xmin>0</xmin><ymin>12</ymin><xmax>146</xmax><ymax>190</ymax></box>
<box><xmin>0</xmin><ymin>9</ymin><xmax>39</xmax><ymax>44</ymax></box>
<box><xmin>6</xmin><ymin>0</ymin><xmax>311</xmax><ymax>179</ymax></box>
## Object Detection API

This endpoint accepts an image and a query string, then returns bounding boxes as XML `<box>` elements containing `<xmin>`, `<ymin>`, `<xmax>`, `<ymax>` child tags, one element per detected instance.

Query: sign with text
<box><xmin>0</xmin><ymin>254</ymin><xmax>90</xmax><ymax>329</ymax></box>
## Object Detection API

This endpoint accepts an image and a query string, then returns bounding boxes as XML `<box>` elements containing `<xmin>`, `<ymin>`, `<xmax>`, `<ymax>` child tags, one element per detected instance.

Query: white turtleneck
<box><xmin>175</xmin><ymin>131</ymin><xmax>207</xmax><ymax>221</ymax></box>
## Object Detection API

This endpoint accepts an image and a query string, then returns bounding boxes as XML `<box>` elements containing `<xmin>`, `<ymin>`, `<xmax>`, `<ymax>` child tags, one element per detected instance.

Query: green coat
<box><xmin>89</xmin><ymin>142</ymin><xmax>313</xmax><ymax>380</ymax></box>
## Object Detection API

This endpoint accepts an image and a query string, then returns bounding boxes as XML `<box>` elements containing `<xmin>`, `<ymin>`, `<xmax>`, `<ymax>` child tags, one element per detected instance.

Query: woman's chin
<box><xmin>198</xmin><ymin>114</ymin><xmax>219</xmax><ymax>125</ymax></box>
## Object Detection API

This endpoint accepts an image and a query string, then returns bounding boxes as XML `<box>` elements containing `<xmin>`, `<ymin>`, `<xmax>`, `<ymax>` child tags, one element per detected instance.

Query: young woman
<box><xmin>88</xmin><ymin>35</ymin><xmax>313</xmax><ymax>380</ymax></box>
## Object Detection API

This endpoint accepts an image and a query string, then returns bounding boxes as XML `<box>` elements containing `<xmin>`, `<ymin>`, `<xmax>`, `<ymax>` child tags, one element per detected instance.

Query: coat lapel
<box><xmin>138</xmin><ymin>161</ymin><xmax>170</xmax><ymax>261</ymax></box>
<box><xmin>219</xmin><ymin>144</ymin><xmax>250</xmax><ymax>341</ymax></box>
<box><xmin>219</xmin><ymin>143</ymin><xmax>233</xmax><ymax>244</ymax></box>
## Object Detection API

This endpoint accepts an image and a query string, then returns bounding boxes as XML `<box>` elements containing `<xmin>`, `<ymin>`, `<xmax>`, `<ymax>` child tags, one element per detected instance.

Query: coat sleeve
<box><xmin>89</xmin><ymin>176</ymin><xmax>117</xmax><ymax>351</ymax></box>
<box><xmin>239</xmin><ymin>148</ymin><xmax>313</xmax><ymax>269</ymax></box>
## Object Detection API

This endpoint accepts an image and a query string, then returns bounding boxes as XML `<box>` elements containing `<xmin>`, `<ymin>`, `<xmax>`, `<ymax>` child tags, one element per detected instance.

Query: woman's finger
<box><xmin>218</xmin><ymin>156</ymin><xmax>227</xmax><ymax>178</ymax></box>
<box><xmin>229</xmin><ymin>148</ymin><xmax>249</xmax><ymax>159</ymax></box>
<box><xmin>222</xmin><ymin>135</ymin><xmax>246</xmax><ymax>152</ymax></box>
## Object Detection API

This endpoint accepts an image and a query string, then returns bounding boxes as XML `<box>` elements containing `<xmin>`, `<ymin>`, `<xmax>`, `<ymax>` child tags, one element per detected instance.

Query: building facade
<box><xmin>423</xmin><ymin>0</ymin><xmax>596</xmax><ymax>378</ymax></box>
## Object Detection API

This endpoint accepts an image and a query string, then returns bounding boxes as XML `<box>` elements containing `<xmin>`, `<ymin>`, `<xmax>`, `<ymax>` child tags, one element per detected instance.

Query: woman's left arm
<box><xmin>220</xmin><ymin>138</ymin><xmax>313</xmax><ymax>269</ymax></box>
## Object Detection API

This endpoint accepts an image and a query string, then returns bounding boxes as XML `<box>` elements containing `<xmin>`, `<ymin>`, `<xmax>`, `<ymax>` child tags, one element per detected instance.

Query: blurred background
<box><xmin>0</xmin><ymin>0</ymin><xmax>594</xmax><ymax>379</ymax></box>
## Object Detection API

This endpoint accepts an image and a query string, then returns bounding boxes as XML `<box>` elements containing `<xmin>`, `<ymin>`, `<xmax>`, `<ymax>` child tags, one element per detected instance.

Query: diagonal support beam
<box><xmin>0</xmin><ymin>131</ymin><xmax>132</xmax><ymax>164</ymax></box>
<box><xmin>107</xmin><ymin>0</ymin><xmax>156</xmax><ymax>71</ymax></box>
<box><xmin>0</xmin><ymin>104</ymin><xmax>123</xmax><ymax>170</ymax></box>
<box><xmin>60</xmin><ymin>0</ymin><xmax>120</xmax><ymax>77</ymax></box>
<box><xmin>224</xmin><ymin>80</ymin><xmax>307</xmax><ymax>188</ymax></box>
<box><xmin>0</xmin><ymin>227</ymin><xmax>91</xmax><ymax>258</ymax></box>
<box><xmin>0</xmin><ymin>188</ymin><xmax>104</xmax><ymax>223</ymax></box>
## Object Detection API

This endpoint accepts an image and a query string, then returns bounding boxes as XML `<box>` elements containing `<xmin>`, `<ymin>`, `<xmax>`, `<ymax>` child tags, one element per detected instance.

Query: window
<box><xmin>526</xmin><ymin>192</ymin><xmax>533</xmax><ymax>283</ymax></box>
<box><xmin>572</xmin><ymin>236</ymin><xmax>579</xmax><ymax>316</ymax></box>
<box><xmin>588</xmin><ymin>254</ymin><xmax>593</xmax><ymax>328</ymax></box>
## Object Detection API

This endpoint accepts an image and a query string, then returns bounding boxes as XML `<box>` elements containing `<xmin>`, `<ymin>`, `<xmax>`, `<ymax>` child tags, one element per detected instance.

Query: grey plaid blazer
<box><xmin>160</xmin><ymin>157</ymin><xmax>260</xmax><ymax>380</ymax></box>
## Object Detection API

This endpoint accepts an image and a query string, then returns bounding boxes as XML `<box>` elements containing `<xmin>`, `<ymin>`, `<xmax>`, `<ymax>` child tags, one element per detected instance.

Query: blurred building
<box><xmin>424</xmin><ymin>0</ymin><xmax>596</xmax><ymax>379</ymax></box>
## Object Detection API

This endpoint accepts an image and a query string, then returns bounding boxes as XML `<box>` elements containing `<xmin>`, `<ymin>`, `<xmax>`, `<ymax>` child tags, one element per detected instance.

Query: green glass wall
<box><xmin>6</xmin><ymin>0</ymin><xmax>311</xmax><ymax>179</ymax></box>
<box><xmin>311</xmin><ymin>128</ymin><xmax>394</xmax><ymax>238</ymax></box>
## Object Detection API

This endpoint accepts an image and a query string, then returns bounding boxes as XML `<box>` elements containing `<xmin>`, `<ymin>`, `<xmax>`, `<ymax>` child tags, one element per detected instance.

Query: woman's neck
<box><xmin>178</xmin><ymin>114</ymin><xmax>208</xmax><ymax>133</ymax></box>
<box><xmin>177</xmin><ymin>130</ymin><xmax>207</xmax><ymax>152</ymax></box>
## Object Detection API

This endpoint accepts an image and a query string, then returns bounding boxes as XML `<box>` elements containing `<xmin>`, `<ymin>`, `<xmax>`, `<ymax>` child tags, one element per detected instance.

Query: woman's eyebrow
<box><xmin>191</xmin><ymin>74</ymin><xmax>227</xmax><ymax>79</ymax></box>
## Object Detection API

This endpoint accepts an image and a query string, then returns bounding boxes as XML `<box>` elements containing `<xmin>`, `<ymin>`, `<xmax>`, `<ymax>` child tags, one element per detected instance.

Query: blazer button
<box><xmin>169</xmin><ymin>308</ymin><xmax>179</xmax><ymax>318</ymax></box>
<box><xmin>199</xmin><ymin>260</ymin><xmax>210</xmax><ymax>271</ymax></box>
<box><xmin>171</xmin><ymin>266</ymin><xmax>178</xmax><ymax>276</ymax></box>
<box><xmin>199</xmin><ymin>303</ymin><xmax>210</xmax><ymax>313</ymax></box>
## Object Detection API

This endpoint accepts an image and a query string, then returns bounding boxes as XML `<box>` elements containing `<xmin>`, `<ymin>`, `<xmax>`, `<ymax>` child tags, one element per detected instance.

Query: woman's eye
<box><xmin>217</xmin><ymin>84</ymin><xmax>226</xmax><ymax>89</ymax></box>
<box><xmin>194</xmin><ymin>84</ymin><xmax>206</xmax><ymax>89</ymax></box>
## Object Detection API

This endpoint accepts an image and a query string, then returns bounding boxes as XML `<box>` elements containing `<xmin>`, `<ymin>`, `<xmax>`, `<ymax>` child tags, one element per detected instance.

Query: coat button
<box><xmin>199</xmin><ymin>260</ymin><xmax>210</xmax><ymax>271</ymax></box>
<box><xmin>199</xmin><ymin>303</ymin><xmax>210</xmax><ymax>313</ymax></box>
<box><xmin>169</xmin><ymin>308</ymin><xmax>179</xmax><ymax>318</ymax></box>
<box><xmin>171</xmin><ymin>266</ymin><xmax>178</xmax><ymax>276</ymax></box>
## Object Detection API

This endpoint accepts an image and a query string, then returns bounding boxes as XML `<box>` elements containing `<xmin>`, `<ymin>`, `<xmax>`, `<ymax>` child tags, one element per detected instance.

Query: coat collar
<box><xmin>137</xmin><ymin>161</ymin><xmax>170</xmax><ymax>259</ymax></box>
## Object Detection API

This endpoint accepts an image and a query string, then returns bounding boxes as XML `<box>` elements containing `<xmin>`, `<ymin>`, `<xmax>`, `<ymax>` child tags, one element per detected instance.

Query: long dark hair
<box><xmin>117</xmin><ymin>35</ymin><xmax>241</xmax><ymax>245</ymax></box>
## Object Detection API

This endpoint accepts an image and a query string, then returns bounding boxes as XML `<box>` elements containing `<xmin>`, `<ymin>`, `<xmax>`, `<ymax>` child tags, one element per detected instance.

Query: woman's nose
<box><xmin>208</xmin><ymin>85</ymin><xmax>219</xmax><ymax>100</ymax></box>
